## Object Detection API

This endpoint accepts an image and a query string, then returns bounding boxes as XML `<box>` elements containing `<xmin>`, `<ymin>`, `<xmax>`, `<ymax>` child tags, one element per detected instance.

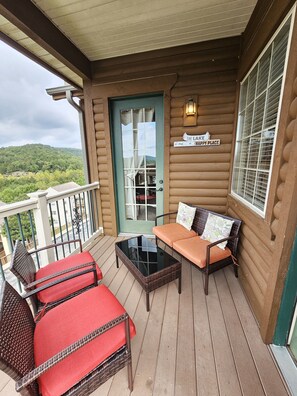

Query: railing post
<box><xmin>27</xmin><ymin>191</ymin><xmax>54</xmax><ymax>264</ymax></box>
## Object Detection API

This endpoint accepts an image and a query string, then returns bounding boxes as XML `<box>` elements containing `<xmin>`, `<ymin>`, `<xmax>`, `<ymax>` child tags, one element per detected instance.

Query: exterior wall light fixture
<box><xmin>185</xmin><ymin>98</ymin><xmax>197</xmax><ymax>116</ymax></box>
<box><xmin>183</xmin><ymin>96</ymin><xmax>198</xmax><ymax>126</ymax></box>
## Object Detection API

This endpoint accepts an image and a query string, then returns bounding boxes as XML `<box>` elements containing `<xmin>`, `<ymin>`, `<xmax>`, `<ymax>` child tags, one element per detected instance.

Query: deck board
<box><xmin>215</xmin><ymin>270</ymin><xmax>265</xmax><ymax>396</ymax></box>
<box><xmin>153</xmin><ymin>281</ymin><xmax>179</xmax><ymax>395</ymax></box>
<box><xmin>0</xmin><ymin>236</ymin><xmax>289</xmax><ymax>396</ymax></box>
<box><xmin>192</xmin><ymin>267</ymin><xmax>219</xmax><ymax>396</ymax></box>
<box><xmin>175</xmin><ymin>259</ymin><xmax>196</xmax><ymax>396</ymax></box>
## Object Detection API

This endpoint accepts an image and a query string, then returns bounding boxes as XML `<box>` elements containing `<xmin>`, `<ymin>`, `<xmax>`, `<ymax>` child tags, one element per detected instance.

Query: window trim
<box><xmin>231</xmin><ymin>6</ymin><xmax>296</xmax><ymax>217</ymax></box>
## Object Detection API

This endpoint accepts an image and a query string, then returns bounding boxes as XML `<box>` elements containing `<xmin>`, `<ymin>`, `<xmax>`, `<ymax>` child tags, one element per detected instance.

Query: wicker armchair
<box><xmin>0</xmin><ymin>281</ymin><xmax>136</xmax><ymax>395</ymax></box>
<box><xmin>10</xmin><ymin>240</ymin><xmax>103</xmax><ymax>315</ymax></box>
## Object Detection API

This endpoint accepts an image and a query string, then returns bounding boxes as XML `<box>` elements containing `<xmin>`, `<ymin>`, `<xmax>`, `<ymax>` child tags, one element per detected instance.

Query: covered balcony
<box><xmin>0</xmin><ymin>232</ymin><xmax>289</xmax><ymax>395</ymax></box>
<box><xmin>1</xmin><ymin>0</ymin><xmax>297</xmax><ymax>395</ymax></box>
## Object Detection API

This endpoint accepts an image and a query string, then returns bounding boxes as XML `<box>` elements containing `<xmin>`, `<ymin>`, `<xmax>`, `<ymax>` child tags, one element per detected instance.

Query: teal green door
<box><xmin>288</xmin><ymin>306</ymin><xmax>297</xmax><ymax>360</ymax></box>
<box><xmin>111</xmin><ymin>96</ymin><xmax>164</xmax><ymax>234</ymax></box>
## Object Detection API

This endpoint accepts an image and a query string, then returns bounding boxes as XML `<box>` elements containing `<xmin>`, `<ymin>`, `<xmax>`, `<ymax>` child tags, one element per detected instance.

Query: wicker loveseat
<box><xmin>153</xmin><ymin>205</ymin><xmax>242</xmax><ymax>294</ymax></box>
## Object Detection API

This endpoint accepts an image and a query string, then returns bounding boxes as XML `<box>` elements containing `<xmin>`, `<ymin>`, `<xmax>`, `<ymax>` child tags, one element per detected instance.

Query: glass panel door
<box><xmin>112</xmin><ymin>96</ymin><xmax>163</xmax><ymax>234</ymax></box>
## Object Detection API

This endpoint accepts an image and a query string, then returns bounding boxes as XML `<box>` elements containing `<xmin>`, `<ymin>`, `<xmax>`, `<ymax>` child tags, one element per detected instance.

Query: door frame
<box><xmin>274</xmin><ymin>227</ymin><xmax>297</xmax><ymax>348</ymax></box>
<box><xmin>111</xmin><ymin>94</ymin><xmax>164</xmax><ymax>234</ymax></box>
<box><xmin>86</xmin><ymin>74</ymin><xmax>177</xmax><ymax>236</ymax></box>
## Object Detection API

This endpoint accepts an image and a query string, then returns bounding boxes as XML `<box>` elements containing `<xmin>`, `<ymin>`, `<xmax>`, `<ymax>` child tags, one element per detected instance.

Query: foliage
<box><xmin>0</xmin><ymin>145</ymin><xmax>85</xmax><ymax>204</ymax></box>
<box><xmin>0</xmin><ymin>144</ymin><xmax>85</xmax><ymax>241</ymax></box>
<box><xmin>0</xmin><ymin>144</ymin><xmax>83</xmax><ymax>174</ymax></box>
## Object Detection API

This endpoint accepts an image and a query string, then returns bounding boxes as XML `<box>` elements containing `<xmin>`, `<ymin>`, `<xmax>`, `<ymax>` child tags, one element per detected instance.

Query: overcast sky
<box><xmin>0</xmin><ymin>41</ymin><xmax>81</xmax><ymax>149</ymax></box>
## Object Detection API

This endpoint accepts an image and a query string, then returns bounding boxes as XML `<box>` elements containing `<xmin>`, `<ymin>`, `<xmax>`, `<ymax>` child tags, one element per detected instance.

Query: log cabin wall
<box><xmin>227</xmin><ymin>0</ymin><xmax>297</xmax><ymax>342</ymax></box>
<box><xmin>84</xmin><ymin>37</ymin><xmax>240</xmax><ymax>235</ymax></box>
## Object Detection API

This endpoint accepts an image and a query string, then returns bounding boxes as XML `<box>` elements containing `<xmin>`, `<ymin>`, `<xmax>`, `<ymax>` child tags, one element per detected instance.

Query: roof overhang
<box><xmin>0</xmin><ymin>0</ymin><xmax>258</xmax><ymax>87</ymax></box>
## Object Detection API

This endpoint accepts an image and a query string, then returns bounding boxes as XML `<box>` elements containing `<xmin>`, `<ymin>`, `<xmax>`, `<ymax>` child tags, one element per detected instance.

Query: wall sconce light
<box><xmin>183</xmin><ymin>96</ymin><xmax>198</xmax><ymax>126</ymax></box>
<box><xmin>185</xmin><ymin>98</ymin><xmax>197</xmax><ymax>116</ymax></box>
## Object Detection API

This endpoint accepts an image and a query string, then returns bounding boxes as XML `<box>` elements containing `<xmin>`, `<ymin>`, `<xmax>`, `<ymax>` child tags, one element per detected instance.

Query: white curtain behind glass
<box><xmin>121</xmin><ymin>107</ymin><xmax>154</xmax><ymax>220</ymax></box>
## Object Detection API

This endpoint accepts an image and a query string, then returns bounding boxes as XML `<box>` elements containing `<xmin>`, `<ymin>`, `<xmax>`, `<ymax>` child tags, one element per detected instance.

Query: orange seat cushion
<box><xmin>36</xmin><ymin>251</ymin><xmax>102</xmax><ymax>303</ymax></box>
<box><xmin>153</xmin><ymin>223</ymin><xmax>196</xmax><ymax>247</ymax></box>
<box><xmin>34</xmin><ymin>285</ymin><xmax>136</xmax><ymax>396</ymax></box>
<box><xmin>173</xmin><ymin>236</ymin><xmax>231</xmax><ymax>268</ymax></box>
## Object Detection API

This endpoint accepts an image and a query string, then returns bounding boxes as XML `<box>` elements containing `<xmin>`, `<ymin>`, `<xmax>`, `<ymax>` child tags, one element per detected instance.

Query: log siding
<box><xmin>87</xmin><ymin>37</ymin><xmax>240</xmax><ymax>234</ymax></box>
<box><xmin>228</xmin><ymin>0</ymin><xmax>297</xmax><ymax>341</ymax></box>
<box><xmin>83</xmin><ymin>0</ymin><xmax>297</xmax><ymax>342</ymax></box>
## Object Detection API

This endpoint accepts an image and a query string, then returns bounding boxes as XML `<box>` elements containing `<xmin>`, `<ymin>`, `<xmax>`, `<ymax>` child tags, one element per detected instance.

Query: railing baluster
<box><xmin>63</xmin><ymin>198</ymin><xmax>71</xmax><ymax>254</ymax></box>
<box><xmin>93</xmin><ymin>189</ymin><xmax>100</xmax><ymax>231</ymax></box>
<box><xmin>78</xmin><ymin>193</ymin><xmax>85</xmax><ymax>242</ymax></box>
<box><xmin>83</xmin><ymin>192</ymin><xmax>90</xmax><ymax>239</ymax></box>
<box><xmin>48</xmin><ymin>203</ymin><xmax>59</xmax><ymax>260</ymax></box>
<box><xmin>87</xmin><ymin>190</ymin><xmax>94</xmax><ymax>234</ymax></box>
<box><xmin>56</xmin><ymin>200</ymin><xmax>65</xmax><ymax>258</ymax></box>
<box><xmin>16</xmin><ymin>213</ymin><xmax>26</xmax><ymax>246</ymax></box>
<box><xmin>28</xmin><ymin>209</ymin><xmax>40</xmax><ymax>269</ymax></box>
<box><xmin>0</xmin><ymin>217</ymin><xmax>6</xmax><ymax>279</ymax></box>
<box><xmin>68</xmin><ymin>196</ymin><xmax>77</xmax><ymax>249</ymax></box>
<box><xmin>4</xmin><ymin>217</ymin><xmax>14</xmax><ymax>254</ymax></box>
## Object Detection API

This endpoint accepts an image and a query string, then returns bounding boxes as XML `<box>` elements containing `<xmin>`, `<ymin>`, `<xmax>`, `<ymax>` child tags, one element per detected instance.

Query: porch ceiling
<box><xmin>0</xmin><ymin>0</ymin><xmax>257</xmax><ymax>87</ymax></box>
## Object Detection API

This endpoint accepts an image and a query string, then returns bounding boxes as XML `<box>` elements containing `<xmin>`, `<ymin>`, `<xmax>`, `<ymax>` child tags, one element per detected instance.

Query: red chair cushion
<box><xmin>36</xmin><ymin>251</ymin><xmax>102</xmax><ymax>303</ymax></box>
<box><xmin>173</xmin><ymin>236</ymin><xmax>231</xmax><ymax>268</ymax></box>
<box><xmin>34</xmin><ymin>285</ymin><xmax>136</xmax><ymax>396</ymax></box>
<box><xmin>153</xmin><ymin>223</ymin><xmax>197</xmax><ymax>247</ymax></box>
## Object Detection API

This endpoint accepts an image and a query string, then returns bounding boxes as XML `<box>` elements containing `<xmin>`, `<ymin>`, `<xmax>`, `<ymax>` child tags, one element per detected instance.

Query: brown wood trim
<box><xmin>260</xmin><ymin>119</ymin><xmax>297</xmax><ymax>342</ymax></box>
<box><xmin>90</xmin><ymin>74</ymin><xmax>177</xmax><ymax>236</ymax></box>
<box><xmin>163</xmin><ymin>88</ymin><xmax>174</xmax><ymax>216</ymax></box>
<box><xmin>91</xmin><ymin>74</ymin><xmax>177</xmax><ymax>97</ymax></box>
<box><xmin>102</xmin><ymin>97</ymin><xmax>117</xmax><ymax>236</ymax></box>
<box><xmin>92</xmin><ymin>36</ymin><xmax>241</xmax><ymax>70</ymax></box>
<box><xmin>227</xmin><ymin>77</ymin><xmax>240</xmax><ymax>195</ymax></box>
<box><xmin>259</xmin><ymin>19</ymin><xmax>297</xmax><ymax>342</ymax></box>
<box><xmin>83</xmin><ymin>81</ymin><xmax>103</xmax><ymax>228</ymax></box>
<box><xmin>0</xmin><ymin>0</ymin><xmax>91</xmax><ymax>80</ymax></box>
<box><xmin>227</xmin><ymin>195</ymin><xmax>274</xmax><ymax>246</ymax></box>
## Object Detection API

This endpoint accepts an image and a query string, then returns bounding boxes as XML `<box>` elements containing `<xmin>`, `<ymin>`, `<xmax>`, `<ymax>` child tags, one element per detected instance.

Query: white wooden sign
<box><xmin>174</xmin><ymin>141</ymin><xmax>197</xmax><ymax>147</ymax></box>
<box><xmin>174</xmin><ymin>139</ymin><xmax>220</xmax><ymax>147</ymax></box>
<box><xmin>195</xmin><ymin>139</ymin><xmax>220</xmax><ymax>146</ymax></box>
<box><xmin>174</xmin><ymin>131</ymin><xmax>221</xmax><ymax>147</ymax></box>
<box><xmin>183</xmin><ymin>132</ymin><xmax>210</xmax><ymax>141</ymax></box>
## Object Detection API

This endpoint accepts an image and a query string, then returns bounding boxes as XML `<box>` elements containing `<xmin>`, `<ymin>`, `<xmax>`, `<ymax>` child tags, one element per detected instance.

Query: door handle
<box><xmin>156</xmin><ymin>188</ymin><xmax>163</xmax><ymax>192</ymax></box>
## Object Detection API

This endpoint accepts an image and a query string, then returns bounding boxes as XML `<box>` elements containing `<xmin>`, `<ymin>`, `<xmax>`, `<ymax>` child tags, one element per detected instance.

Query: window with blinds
<box><xmin>232</xmin><ymin>15</ymin><xmax>292</xmax><ymax>215</ymax></box>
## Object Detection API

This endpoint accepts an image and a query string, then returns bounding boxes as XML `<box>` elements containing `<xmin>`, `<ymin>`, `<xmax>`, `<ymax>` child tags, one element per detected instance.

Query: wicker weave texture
<box><xmin>10</xmin><ymin>241</ymin><xmax>36</xmax><ymax>287</ymax></box>
<box><xmin>0</xmin><ymin>281</ymin><xmax>133</xmax><ymax>396</ymax></box>
<box><xmin>115</xmin><ymin>243</ymin><xmax>181</xmax><ymax>296</ymax></box>
<box><xmin>0</xmin><ymin>282</ymin><xmax>38</xmax><ymax>396</ymax></box>
<box><xmin>191</xmin><ymin>206</ymin><xmax>241</xmax><ymax>256</ymax></box>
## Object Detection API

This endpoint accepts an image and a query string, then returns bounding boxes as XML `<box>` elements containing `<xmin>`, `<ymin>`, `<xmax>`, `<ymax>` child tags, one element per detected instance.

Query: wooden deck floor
<box><xmin>0</xmin><ymin>235</ymin><xmax>290</xmax><ymax>396</ymax></box>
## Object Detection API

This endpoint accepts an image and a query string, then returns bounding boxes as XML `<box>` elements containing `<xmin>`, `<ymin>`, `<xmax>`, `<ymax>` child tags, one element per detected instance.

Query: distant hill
<box><xmin>0</xmin><ymin>144</ymin><xmax>83</xmax><ymax>174</ymax></box>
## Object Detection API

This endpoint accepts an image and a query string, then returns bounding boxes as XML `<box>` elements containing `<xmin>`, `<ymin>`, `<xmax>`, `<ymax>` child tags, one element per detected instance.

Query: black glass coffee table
<box><xmin>115</xmin><ymin>235</ymin><xmax>181</xmax><ymax>311</ymax></box>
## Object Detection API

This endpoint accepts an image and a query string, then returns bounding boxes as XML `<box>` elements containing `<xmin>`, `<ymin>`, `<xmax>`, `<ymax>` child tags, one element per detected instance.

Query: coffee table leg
<box><xmin>178</xmin><ymin>273</ymin><xmax>182</xmax><ymax>294</ymax></box>
<box><xmin>146</xmin><ymin>292</ymin><xmax>150</xmax><ymax>312</ymax></box>
<box><xmin>116</xmin><ymin>255</ymin><xmax>119</xmax><ymax>268</ymax></box>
